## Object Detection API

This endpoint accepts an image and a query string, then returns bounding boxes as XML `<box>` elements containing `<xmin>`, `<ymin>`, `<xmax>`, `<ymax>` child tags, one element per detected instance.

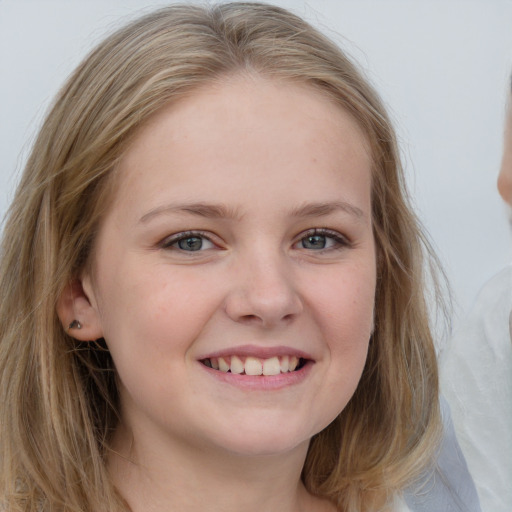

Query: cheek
<box><xmin>314</xmin><ymin>260</ymin><xmax>376</xmax><ymax>396</ymax></box>
<box><xmin>312</xmin><ymin>260</ymin><xmax>376</xmax><ymax>345</ymax></box>
<box><xmin>94</xmin><ymin>259</ymin><xmax>208</xmax><ymax>351</ymax></box>
<box><xmin>303</xmin><ymin>260</ymin><xmax>376</xmax><ymax>430</ymax></box>
<box><xmin>96</xmin><ymin>266</ymin><xmax>225</xmax><ymax>407</ymax></box>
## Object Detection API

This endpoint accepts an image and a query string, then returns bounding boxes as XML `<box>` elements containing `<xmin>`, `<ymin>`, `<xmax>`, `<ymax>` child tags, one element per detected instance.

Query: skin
<box><xmin>498</xmin><ymin>94</ymin><xmax>512</xmax><ymax>206</ymax></box>
<box><xmin>59</xmin><ymin>74</ymin><xmax>376</xmax><ymax>512</ymax></box>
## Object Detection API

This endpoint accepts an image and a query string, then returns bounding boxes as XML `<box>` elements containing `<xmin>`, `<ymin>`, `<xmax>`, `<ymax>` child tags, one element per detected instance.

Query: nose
<box><xmin>224</xmin><ymin>251</ymin><xmax>303</xmax><ymax>327</ymax></box>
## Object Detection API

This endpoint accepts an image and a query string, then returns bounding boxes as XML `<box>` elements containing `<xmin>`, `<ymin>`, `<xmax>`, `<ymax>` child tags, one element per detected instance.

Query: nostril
<box><xmin>240</xmin><ymin>314</ymin><xmax>261</xmax><ymax>323</ymax></box>
<box><xmin>238</xmin><ymin>311</ymin><xmax>298</xmax><ymax>327</ymax></box>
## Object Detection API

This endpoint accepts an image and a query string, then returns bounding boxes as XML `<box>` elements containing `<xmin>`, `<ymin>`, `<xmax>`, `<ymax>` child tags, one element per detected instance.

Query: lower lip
<box><xmin>199</xmin><ymin>360</ymin><xmax>314</xmax><ymax>391</ymax></box>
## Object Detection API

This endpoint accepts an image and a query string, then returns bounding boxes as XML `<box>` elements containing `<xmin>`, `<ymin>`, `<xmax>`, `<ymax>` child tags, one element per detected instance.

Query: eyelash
<box><xmin>159</xmin><ymin>228</ymin><xmax>351</xmax><ymax>253</ymax></box>
<box><xmin>295</xmin><ymin>228</ymin><xmax>351</xmax><ymax>252</ymax></box>
<box><xmin>159</xmin><ymin>231</ymin><xmax>217</xmax><ymax>251</ymax></box>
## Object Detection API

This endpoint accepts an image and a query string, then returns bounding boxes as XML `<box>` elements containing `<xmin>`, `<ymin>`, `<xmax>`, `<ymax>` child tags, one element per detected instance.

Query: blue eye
<box><xmin>162</xmin><ymin>232</ymin><xmax>215</xmax><ymax>252</ymax></box>
<box><xmin>302</xmin><ymin>234</ymin><xmax>329</xmax><ymax>250</ymax></box>
<box><xmin>177</xmin><ymin>236</ymin><xmax>204</xmax><ymax>251</ymax></box>
<box><xmin>298</xmin><ymin>230</ymin><xmax>348</xmax><ymax>251</ymax></box>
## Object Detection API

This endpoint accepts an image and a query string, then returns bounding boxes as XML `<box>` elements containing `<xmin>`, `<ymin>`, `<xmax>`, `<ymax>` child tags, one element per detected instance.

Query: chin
<box><xmin>203</xmin><ymin>416</ymin><xmax>323</xmax><ymax>459</ymax></box>
<box><xmin>220</xmin><ymin>435</ymin><xmax>310</xmax><ymax>458</ymax></box>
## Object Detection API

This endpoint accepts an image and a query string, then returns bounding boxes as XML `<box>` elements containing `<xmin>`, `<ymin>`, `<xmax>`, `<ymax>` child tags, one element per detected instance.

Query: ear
<box><xmin>56</xmin><ymin>277</ymin><xmax>104</xmax><ymax>341</ymax></box>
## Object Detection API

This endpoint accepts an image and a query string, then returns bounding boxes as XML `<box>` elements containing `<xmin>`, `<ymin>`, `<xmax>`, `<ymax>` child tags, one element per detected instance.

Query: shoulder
<box><xmin>403</xmin><ymin>397</ymin><xmax>482</xmax><ymax>512</ymax></box>
<box><xmin>440</xmin><ymin>265</ymin><xmax>512</xmax><ymax>512</ymax></box>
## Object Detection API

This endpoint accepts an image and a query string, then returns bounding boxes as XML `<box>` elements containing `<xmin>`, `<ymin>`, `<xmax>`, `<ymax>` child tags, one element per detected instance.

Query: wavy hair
<box><xmin>0</xmin><ymin>3</ymin><xmax>441</xmax><ymax>511</ymax></box>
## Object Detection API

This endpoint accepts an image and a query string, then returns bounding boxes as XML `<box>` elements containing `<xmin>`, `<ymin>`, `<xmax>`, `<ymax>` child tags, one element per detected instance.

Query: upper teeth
<box><xmin>205</xmin><ymin>355</ymin><xmax>300</xmax><ymax>376</ymax></box>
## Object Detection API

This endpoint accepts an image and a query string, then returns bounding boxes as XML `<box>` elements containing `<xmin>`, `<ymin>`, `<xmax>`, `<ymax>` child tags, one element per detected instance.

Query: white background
<box><xmin>1</xmin><ymin>0</ymin><xmax>512</xmax><ymax>336</ymax></box>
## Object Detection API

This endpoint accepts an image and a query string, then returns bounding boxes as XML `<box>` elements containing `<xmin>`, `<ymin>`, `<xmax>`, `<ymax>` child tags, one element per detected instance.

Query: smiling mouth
<box><xmin>200</xmin><ymin>355</ymin><xmax>308</xmax><ymax>376</ymax></box>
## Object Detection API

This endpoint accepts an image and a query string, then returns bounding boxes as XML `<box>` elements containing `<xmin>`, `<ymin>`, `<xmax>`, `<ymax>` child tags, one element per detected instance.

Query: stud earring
<box><xmin>68</xmin><ymin>320</ymin><xmax>82</xmax><ymax>330</ymax></box>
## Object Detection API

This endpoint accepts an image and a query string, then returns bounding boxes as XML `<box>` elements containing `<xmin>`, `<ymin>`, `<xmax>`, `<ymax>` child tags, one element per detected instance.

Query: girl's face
<box><xmin>498</xmin><ymin>95</ymin><xmax>512</xmax><ymax>206</ymax></box>
<box><xmin>80</xmin><ymin>76</ymin><xmax>376</xmax><ymax>458</ymax></box>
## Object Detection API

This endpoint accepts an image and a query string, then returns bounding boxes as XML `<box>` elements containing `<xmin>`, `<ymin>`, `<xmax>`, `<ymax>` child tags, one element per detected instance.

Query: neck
<box><xmin>107</xmin><ymin>423</ymin><xmax>333</xmax><ymax>512</ymax></box>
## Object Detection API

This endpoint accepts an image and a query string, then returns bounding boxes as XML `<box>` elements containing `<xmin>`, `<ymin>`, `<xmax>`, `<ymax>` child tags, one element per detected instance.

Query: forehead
<box><xmin>122</xmin><ymin>74</ymin><xmax>370</xmax><ymax>169</ymax></box>
<box><xmin>107</xmin><ymin>75</ymin><xmax>373</xmax><ymax>219</ymax></box>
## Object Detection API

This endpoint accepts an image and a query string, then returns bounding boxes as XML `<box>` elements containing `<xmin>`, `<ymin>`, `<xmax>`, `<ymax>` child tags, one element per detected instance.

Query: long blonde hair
<box><xmin>0</xmin><ymin>3</ymin><xmax>441</xmax><ymax>511</ymax></box>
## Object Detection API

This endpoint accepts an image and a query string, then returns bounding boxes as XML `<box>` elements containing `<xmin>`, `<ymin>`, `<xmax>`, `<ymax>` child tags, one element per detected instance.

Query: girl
<box><xmin>0</xmin><ymin>3</ymin><xmax>440</xmax><ymax>511</ymax></box>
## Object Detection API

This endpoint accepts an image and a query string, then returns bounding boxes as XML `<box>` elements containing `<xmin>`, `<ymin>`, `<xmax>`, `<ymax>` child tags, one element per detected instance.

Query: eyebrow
<box><xmin>139</xmin><ymin>200</ymin><xmax>366</xmax><ymax>224</ymax></box>
<box><xmin>139</xmin><ymin>202</ymin><xmax>243</xmax><ymax>223</ymax></box>
<box><xmin>290</xmin><ymin>201</ymin><xmax>366</xmax><ymax>221</ymax></box>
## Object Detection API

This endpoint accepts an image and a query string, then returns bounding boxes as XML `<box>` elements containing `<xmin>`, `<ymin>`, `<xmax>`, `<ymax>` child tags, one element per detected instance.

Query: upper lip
<box><xmin>197</xmin><ymin>344</ymin><xmax>314</xmax><ymax>361</ymax></box>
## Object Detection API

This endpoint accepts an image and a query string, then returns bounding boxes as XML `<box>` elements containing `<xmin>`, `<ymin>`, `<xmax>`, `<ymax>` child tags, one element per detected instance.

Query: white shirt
<box><xmin>441</xmin><ymin>265</ymin><xmax>512</xmax><ymax>512</ymax></box>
